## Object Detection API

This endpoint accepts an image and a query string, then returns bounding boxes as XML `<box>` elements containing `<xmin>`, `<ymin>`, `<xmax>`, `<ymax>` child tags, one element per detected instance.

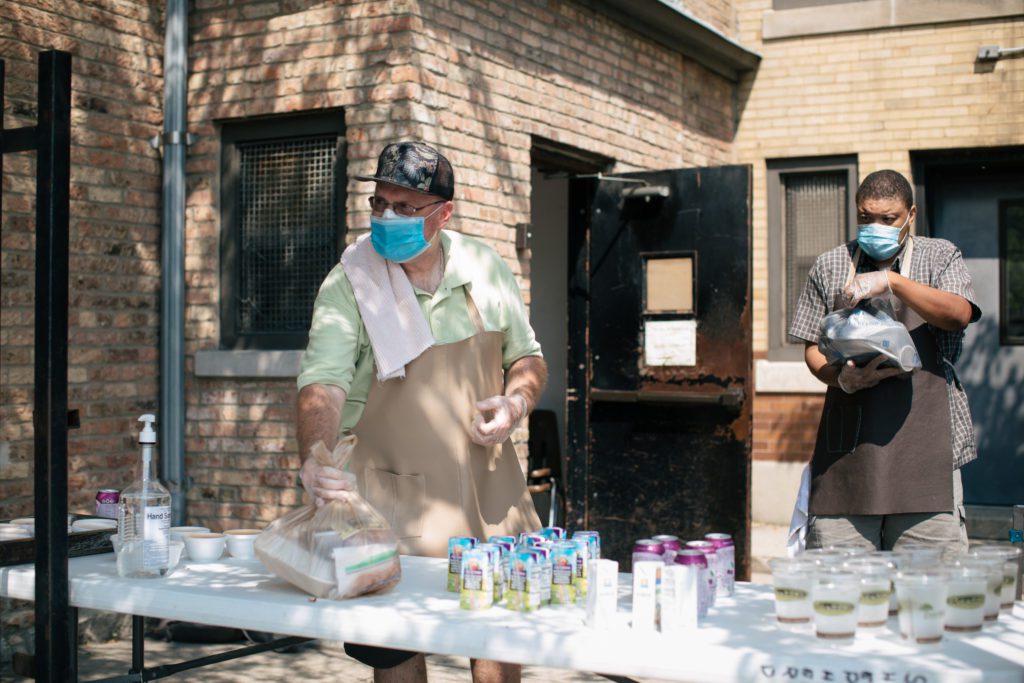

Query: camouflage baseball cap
<box><xmin>354</xmin><ymin>141</ymin><xmax>455</xmax><ymax>201</ymax></box>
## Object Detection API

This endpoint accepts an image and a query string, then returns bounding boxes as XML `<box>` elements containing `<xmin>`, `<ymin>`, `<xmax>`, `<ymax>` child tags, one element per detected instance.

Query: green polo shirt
<box><xmin>297</xmin><ymin>230</ymin><xmax>543</xmax><ymax>431</ymax></box>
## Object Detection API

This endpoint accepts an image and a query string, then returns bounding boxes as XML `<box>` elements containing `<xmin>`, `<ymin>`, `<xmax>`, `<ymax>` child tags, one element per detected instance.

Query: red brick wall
<box><xmin>752</xmin><ymin>392</ymin><xmax>823</xmax><ymax>463</ymax></box>
<box><xmin>1</xmin><ymin>0</ymin><xmax>164</xmax><ymax>520</ymax></box>
<box><xmin>183</xmin><ymin>0</ymin><xmax>739</xmax><ymax>532</ymax></box>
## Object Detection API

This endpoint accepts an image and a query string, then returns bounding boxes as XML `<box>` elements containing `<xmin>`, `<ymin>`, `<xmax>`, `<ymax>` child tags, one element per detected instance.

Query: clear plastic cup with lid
<box><xmin>894</xmin><ymin>569</ymin><xmax>950</xmax><ymax>645</ymax></box>
<box><xmin>843</xmin><ymin>558</ymin><xmax>892</xmax><ymax>633</ymax></box>
<box><xmin>969</xmin><ymin>545</ymin><xmax>1022</xmax><ymax>611</ymax></box>
<box><xmin>799</xmin><ymin>548</ymin><xmax>846</xmax><ymax>568</ymax></box>
<box><xmin>867</xmin><ymin>550</ymin><xmax>902</xmax><ymax>615</ymax></box>
<box><xmin>893</xmin><ymin>543</ymin><xmax>943</xmax><ymax>569</ymax></box>
<box><xmin>811</xmin><ymin>568</ymin><xmax>862</xmax><ymax>642</ymax></box>
<box><xmin>942</xmin><ymin>563</ymin><xmax>988</xmax><ymax>634</ymax></box>
<box><xmin>768</xmin><ymin>557</ymin><xmax>816</xmax><ymax>629</ymax></box>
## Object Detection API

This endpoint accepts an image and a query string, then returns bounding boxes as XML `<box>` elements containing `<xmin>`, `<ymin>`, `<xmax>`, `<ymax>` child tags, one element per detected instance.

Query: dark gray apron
<box><xmin>809</xmin><ymin>237</ymin><xmax>954</xmax><ymax>516</ymax></box>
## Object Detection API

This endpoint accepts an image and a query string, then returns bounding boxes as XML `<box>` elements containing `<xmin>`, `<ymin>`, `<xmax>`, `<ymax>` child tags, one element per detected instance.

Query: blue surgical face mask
<box><xmin>856</xmin><ymin>213</ymin><xmax>910</xmax><ymax>261</ymax></box>
<box><xmin>369</xmin><ymin>206</ymin><xmax>441</xmax><ymax>263</ymax></box>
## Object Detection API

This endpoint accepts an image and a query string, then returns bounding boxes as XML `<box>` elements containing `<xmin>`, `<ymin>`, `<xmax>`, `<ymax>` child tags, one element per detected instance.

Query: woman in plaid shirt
<box><xmin>789</xmin><ymin>170</ymin><xmax>981</xmax><ymax>559</ymax></box>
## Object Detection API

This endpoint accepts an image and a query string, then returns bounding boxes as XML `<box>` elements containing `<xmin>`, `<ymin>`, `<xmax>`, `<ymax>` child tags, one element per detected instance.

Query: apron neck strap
<box><xmin>463</xmin><ymin>286</ymin><xmax>486</xmax><ymax>335</ymax></box>
<box><xmin>844</xmin><ymin>234</ymin><xmax>915</xmax><ymax>290</ymax></box>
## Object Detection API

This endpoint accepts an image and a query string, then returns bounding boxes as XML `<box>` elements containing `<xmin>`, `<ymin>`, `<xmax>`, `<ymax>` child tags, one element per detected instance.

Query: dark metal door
<box><xmin>566</xmin><ymin>166</ymin><xmax>752</xmax><ymax>578</ymax></box>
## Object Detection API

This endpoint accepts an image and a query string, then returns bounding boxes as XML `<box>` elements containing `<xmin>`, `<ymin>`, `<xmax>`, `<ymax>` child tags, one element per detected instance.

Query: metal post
<box><xmin>160</xmin><ymin>0</ymin><xmax>188</xmax><ymax>526</ymax></box>
<box><xmin>31</xmin><ymin>49</ymin><xmax>73</xmax><ymax>683</ymax></box>
<box><xmin>1013</xmin><ymin>504</ymin><xmax>1023</xmax><ymax>601</ymax></box>
<box><xmin>131</xmin><ymin>615</ymin><xmax>145</xmax><ymax>675</ymax></box>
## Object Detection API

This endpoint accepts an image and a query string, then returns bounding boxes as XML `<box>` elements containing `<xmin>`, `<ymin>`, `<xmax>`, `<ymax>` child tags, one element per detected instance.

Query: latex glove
<box><xmin>843</xmin><ymin>271</ymin><xmax>891</xmax><ymax>308</ymax></box>
<box><xmin>299</xmin><ymin>446</ymin><xmax>358</xmax><ymax>507</ymax></box>
<box><xmin>836</xmin><ymin>355</ymin><xmax>906</xmax><ymax>394</ymax></box>
<box><xmin>469</xmin><ymin>394</ymin><xmax>528</xmax><ymax>447</ymax></box>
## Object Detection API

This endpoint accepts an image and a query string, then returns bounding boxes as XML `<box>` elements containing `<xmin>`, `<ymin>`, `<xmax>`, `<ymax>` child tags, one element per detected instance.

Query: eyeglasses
<box><xmin>368</xmin><ymin>196</ymin><xmax>446</xmax><ymax>217</ymax></box>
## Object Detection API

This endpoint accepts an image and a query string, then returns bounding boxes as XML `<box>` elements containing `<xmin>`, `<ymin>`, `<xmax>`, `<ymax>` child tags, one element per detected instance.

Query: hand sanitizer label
<box><xmin>143</xmin><ymin>505</ymin><xmax>171</xmax><ymax>568</ymax></box>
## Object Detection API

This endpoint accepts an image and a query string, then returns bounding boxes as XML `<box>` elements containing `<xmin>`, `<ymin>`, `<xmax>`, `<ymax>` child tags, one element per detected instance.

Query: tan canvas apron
<box><xmin>809</xmin><ymin>237</ymin><xmax>954</xmax><ymax>516</ymax></box>
<box><xmin>350</xmin><ymin>288</ymin><xmax>541</xmax><ymax>558</ymax></box>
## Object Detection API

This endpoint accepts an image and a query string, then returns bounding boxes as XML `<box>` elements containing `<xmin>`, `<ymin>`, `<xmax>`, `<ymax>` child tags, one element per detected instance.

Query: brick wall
<box><xmin>1</xmin><ymin>1</ymin><xmax>164</xmax><ymax>519</ymax></box>
<box><xmin>736</xmin><ymin>0</ymin><xmax>1024</xmax><ymax>465</ymax></box>
<box><xmin>1</xmin><ymin>0</ymin><xmax>164</xmax><ymax>670</ymax></box>
<box><xmin>183</xmin><ymin>0</ymin><xmax>738</xmax><ymax>532</ymax></box>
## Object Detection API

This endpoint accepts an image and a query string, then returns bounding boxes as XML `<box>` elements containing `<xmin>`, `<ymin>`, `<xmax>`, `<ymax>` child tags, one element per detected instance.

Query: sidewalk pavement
<box><xmin>11</xmin><ymin>524</ymin><xmax>792</xmax><ymax>682</ymax></box>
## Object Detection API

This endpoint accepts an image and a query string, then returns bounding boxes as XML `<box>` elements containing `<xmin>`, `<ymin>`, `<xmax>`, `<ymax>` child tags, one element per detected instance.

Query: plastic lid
<box><xmin>138</xmin><ymin>414</ymin><xmax>157</xmax><ymax>444</ymax></box>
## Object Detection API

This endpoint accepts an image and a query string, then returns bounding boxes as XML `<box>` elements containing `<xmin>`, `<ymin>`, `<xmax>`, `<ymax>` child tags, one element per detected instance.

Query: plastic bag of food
<box><xmin>254</xmin><ymin>435</ymin><xmax>401</xmax><ymax>599</ymax></box>
<box><xmin>818</xmin><ymin>298</ymin><xmax>921</xmax><ymax>373</ymax></box>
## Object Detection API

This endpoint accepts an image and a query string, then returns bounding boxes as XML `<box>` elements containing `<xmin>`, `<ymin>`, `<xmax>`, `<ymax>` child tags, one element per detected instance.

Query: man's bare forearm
<box><xmin>504</xmin><ymin>355</ymin><xmax>548</xmax><ymax>414</ymax></box>
<box><xmin>888</xmin><ymin>272</ymin><xmax>972</xmax><ymax>331</ymax></box>
<box><xmin>296</xmin><ymin>383</ymin><xmax>347</xmax><ymax>461</ymax></box>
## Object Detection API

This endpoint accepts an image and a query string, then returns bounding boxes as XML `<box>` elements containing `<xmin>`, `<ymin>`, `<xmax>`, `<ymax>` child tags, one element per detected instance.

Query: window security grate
<box><xmin>236</xmin><ymin>136</ymin><xmax>338</xmax><ymax>336</ymax></box>
<box><xmin>784</xmin><ymin>171</ymin><xmax>847</xmax><ymax>333</ymax></box>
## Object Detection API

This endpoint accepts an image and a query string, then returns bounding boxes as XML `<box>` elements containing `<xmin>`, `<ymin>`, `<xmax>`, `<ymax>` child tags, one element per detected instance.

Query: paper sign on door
<box><xmin>644</xmin><ymin>320</ymin><xmax>696</xmax><ymax>367</ymax></box>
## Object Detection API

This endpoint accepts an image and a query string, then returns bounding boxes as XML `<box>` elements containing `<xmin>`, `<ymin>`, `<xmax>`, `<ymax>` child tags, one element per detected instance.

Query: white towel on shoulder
<box><xmin>340</xmin><ymin>234</ymin><xmax>434</xmax><ymax>381</ymax></box>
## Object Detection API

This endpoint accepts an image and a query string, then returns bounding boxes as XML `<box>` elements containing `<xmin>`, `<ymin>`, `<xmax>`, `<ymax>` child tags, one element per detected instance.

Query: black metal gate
<box><xmin>566</xmin><ymin>166</ymin><xmax>753</xmax><ymax>577</ymax></box>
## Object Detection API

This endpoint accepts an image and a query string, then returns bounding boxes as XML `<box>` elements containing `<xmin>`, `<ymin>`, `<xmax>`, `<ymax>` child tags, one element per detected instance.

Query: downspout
<box><xmin>160</xmin><ymin>0</ymin><xmax>188</xmax><ymax>525</ymax></box>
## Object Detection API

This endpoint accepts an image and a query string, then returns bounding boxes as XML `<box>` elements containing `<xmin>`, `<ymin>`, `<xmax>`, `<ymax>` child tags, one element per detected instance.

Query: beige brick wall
<box><xmin>183</xmin><ymin>0</ymin><xmax>738</xmax><ymax>530</ymax></box>
<box><xmin>736</xmin><ymin>0</ymin><xmax>1024</xmax><ymax>465</ymax></box>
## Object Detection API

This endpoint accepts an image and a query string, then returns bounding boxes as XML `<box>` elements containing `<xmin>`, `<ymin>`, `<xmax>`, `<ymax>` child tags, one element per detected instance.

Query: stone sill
<box><xmin>763</xmin><ymin>0</ymin><xmax>1023</xmax><ymax>40</ymax></box>
<box><xmin>755</xmin><ymin>359</ymin><xmax>827</xmax><ymax>394</ymax></box>
<box><xmin>194</xmin><ymin>350</ymin><xmax>302</xmax><ymax>379</ymax></box>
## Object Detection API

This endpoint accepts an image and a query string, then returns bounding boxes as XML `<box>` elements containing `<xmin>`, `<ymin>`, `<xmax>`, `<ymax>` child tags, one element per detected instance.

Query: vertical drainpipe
<box><xmin>161</xmin><ymin>0</ymin><xmax>188</xmax><ymax>525</ymax></box>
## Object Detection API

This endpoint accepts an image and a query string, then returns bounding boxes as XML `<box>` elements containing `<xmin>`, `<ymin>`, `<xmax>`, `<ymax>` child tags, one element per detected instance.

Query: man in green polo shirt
<box><xmin>295</xmin><ymin>141</ymin><xmax>546</xmax><ymax>683</ymax></box>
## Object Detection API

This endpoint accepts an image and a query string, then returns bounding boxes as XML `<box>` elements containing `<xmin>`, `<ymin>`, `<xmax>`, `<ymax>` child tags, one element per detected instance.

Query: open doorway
<box><xmin>527</xmin><ymin>138</ymin><xmax>611</xmax><ymax>525</ymax></box>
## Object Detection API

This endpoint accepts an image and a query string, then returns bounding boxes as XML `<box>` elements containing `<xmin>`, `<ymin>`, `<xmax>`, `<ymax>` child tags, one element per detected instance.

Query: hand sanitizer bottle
<box><xmin>116</xmin><ymin>415</ymin><xmax>172</xmax><ymax>578</ymax></box>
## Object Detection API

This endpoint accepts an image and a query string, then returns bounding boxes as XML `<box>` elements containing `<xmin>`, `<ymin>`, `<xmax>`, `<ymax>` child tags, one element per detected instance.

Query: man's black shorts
<box><xmin>344</xmin><ymin>643</ymin><xmax>419</xmax><ymax>669</ymax></box>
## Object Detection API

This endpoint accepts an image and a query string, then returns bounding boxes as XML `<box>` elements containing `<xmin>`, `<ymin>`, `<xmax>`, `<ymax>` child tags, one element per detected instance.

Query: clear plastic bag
<box><xmin>254</xmin><ymin>435</ymin><xmax>401</xmax><ymax>599</ymax></box>
<box><xmin>818</xmin><ymin>298</ymin><xmax>922</xmax><ymax>372</ymax></box>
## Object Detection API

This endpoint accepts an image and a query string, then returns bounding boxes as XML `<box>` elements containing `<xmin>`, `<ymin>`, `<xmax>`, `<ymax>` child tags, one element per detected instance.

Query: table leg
<box><xmin>71</xmin><ymin>607</ymin><xmax>79</xmax><ymax>681</ymax></box>
<box><xmin>131</xmin><ymin>615</ymin><xmax>144</xmax><ymax>675</ymax></box>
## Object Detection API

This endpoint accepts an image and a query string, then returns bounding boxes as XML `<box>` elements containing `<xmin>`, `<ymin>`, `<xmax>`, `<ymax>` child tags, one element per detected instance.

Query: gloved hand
<box><xmin>469</xmin><ymin>394</ymin><xmax>528</xmax><ymax>447</ymax></box>
<box><xmin>843</xmin><ymin>271</ymin><xmax>891</xmax><ymax>308</ymax></box>
<box><xmin>836</xmin><ymin>355</ymin><xmax>906</xmax><ymax>394</ymax></box>
<box><xmin>299</xmin><ymin>441</ymin><xmax>358</xmax><ymax>507</ymax></box>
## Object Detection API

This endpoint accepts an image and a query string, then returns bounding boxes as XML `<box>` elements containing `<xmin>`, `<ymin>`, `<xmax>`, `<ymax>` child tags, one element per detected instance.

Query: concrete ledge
<box><xmin>752</xmin><ymin>459</ymin><xmax>807</xmax><ymax>526</ymax></box>
<box><xmin>764</xmin><ymin>0</ymin><xmax>1024</xmax><ymax>40</ymax></box>
<box><xmin>755</xmin><ymin>359</ymin><xmax>826</xmax><ymax>394</ymax></box>
<box><xmin>194</xmin><ymin>350</ymin><xmax>303</xmax><ymax>378</ymax></box>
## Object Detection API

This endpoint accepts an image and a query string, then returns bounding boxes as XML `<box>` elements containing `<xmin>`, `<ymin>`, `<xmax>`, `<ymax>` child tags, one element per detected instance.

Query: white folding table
<box><xmin>2</xmin><ymin>554</ymin><xmax>1023</xmax><ymax>682</ymax></box>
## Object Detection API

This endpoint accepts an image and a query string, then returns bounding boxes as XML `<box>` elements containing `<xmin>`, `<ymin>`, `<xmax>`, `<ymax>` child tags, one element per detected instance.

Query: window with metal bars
<box><xmin>767</xmin><ymin>156</ymin><xmax>857</xmax><ymax>360</ymax></box>
<box><xmin>220</xmin><ymin>112</ymin><xmax>345</xmax><ymax>349</ymax></box>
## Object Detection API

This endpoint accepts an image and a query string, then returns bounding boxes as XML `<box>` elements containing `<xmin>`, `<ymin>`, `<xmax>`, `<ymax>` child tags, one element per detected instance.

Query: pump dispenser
<box><xmin>116</xmin><ymin>414</ymin><xmax>172</xmax><ymax>577</ymax></box>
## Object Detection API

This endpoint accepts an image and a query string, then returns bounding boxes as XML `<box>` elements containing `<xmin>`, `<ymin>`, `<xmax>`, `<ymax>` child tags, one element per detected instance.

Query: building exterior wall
<box><xmin>183</xmin><ymin>0</ymin><xmax>738</xmax><ymax>532</ymax></box>
<box><xmin>735</xmin><ymin>0</ymin><xmax>1024</xmax><ymax>520</ymax></box>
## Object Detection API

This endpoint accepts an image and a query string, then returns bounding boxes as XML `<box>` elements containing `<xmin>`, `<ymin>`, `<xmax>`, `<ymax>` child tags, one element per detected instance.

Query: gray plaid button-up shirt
<box><xmin>789</xmin><ymin>237</ymin><xmax>981</xmax><ymax>469</ymax></box>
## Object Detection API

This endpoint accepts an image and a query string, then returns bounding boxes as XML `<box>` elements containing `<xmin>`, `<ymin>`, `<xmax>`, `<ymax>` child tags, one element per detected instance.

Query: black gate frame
<box><xmin>1</xmin><ymin>50</ymin><xmax>76</xmax><ymax>682</ymax></box>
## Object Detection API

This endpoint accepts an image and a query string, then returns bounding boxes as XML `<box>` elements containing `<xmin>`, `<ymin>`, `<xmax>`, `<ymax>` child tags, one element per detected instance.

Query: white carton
<box><xmin>661</xmin><ymin>564</ymin><xmax>700</xmax><ymax>632</ymax></box>
<box><xmin>585</xmin><ymin>559</ymin><xmax>619</xmax><ymax>628</ymax></box>
<box><xmin>631</xmin><ymin>560</ymin><xmax>661</xmax><ymax>631</ymax></box>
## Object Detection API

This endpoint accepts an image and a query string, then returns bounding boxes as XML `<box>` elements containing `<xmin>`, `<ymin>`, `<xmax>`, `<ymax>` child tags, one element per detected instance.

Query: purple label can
<box><xmin>674</xmin><ymin>549</ymin><xmax>710</xmax><ymax>618</ymax></box>
<box><xmin>632</xmin><ymin>539</ymin><xmax>666</xmax><ymax>573</ymax></box>
<box><xmin>95</xmin><ymin>489</ymin><xmax>120</xmax><ymax>520</ymax></box>
<box><xmin>705</xmin><ymin>533</ymin><xmax>735</xmax><ymax>596</ymax></box>
<box><xmin>685</xmin><ymin>540</ymin><xmax>719</xmax><ymax>608</ymax></box>
<box><xmin>652</xmin><ymin>534</ymin><xmax>682</xmax><ymax>563</ymax></box>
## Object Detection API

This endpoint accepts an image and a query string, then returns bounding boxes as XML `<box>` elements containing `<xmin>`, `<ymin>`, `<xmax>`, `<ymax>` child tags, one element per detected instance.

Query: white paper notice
<box><xmin>644</xmin><ymin>319</ymin><xmax>696</xmax><ymax>367</ymax></box>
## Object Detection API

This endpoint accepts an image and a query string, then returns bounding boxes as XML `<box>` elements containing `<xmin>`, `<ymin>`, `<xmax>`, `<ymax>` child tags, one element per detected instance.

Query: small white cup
<box><xmin>225</xmin><ymin>529</ymin><xmax>261</xmax><ymax>560</ymax></box>
<box><xmin>109</xmin><ymin>533</ymin><xmax>122</xmax><ymax>554</ymax></box>
<box><xmin>184</xmin><ymin>533</ymin><xmax>225</xmax><ymax>562</ymax></box>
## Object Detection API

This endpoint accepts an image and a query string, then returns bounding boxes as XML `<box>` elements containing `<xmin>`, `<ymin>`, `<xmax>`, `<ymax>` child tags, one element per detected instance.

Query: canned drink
<box><xmin>674</xmin><ymin>550</ymin><xmax>710</xmax><ymax>618</ymax></box>
<box><xmin>685</xmin><ymin>540</ymin><xmax>718</xmax><ymax>608</ymax></box>
<box><xmin>653</xmin><ymin>534</ymin><xmax>682</xmax><ymax>564</ymax></box>
<box><xmin>95</xmin><ymin>489</ymin><xmax>120</xmax><ymax>520</ymax></box>
<box><xmin>705</xmin><ymin>533</ymin><xmax>735</xmax><ymax>596</ymax></box>
<box><xmin>632</xmin><ymin>539</ymin><xmax>665</xmax><ymax>573</ymax></box>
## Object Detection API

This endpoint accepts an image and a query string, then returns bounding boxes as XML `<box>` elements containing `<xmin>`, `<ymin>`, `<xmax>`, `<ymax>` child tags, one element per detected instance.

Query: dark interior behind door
<box><xmin>567</xmin><ymin>166</ymin><xmax>753</xmax><ymax>577</ymax></box>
